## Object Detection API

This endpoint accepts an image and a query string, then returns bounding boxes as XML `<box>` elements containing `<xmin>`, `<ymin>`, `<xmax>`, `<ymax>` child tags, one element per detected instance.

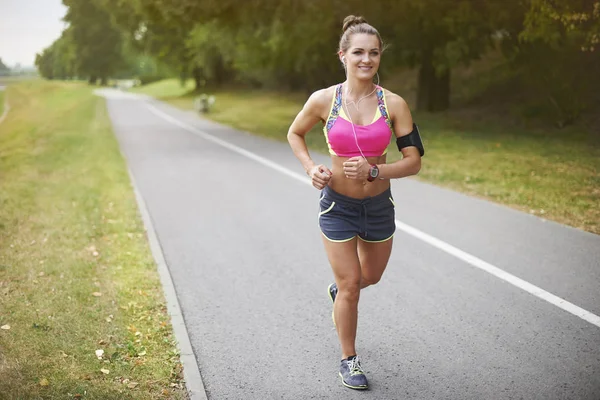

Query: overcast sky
<box><xmin>0</xmin><ymin>0</ymin><xmax>68</xmax><ymax>67</ymax></box>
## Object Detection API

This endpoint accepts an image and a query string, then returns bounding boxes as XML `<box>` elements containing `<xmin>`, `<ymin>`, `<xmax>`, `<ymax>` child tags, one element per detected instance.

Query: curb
<box><xmin>127</xmin><ymin>168</ymin><xmax>209</xmax><ymax>400</ymax></box>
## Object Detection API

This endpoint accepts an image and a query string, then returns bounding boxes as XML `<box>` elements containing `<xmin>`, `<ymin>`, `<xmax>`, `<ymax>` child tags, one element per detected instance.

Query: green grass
<box><xmin>130</xmin><ymin>79</ymin><xmax>195</xmax><ymax>98</ymax></box>
<box><xmin>0</xmin><ymin>90</ymin><xmax>4</xmax><ymax>115</ymax></box>
<box><xmin>134</xmin><ymin>79</ymin><xmax>600</xmax><ymax>235</ymax></box>
<box><xmin>0</xmin><ymin>81</ymin><xmax>187</xmax><ymax>399</ymax></box>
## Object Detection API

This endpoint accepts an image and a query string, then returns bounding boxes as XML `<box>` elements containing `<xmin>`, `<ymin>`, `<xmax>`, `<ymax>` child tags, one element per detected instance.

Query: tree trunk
<box><xmin>213</xmin><ymin>55</ymin><xmax>232</xmax><ymax>87</ymax></box>
<box><xmin>100</xmin><ymin>76</ymin><xmax>108</xmax><ymax>86</ymax></box>
<box><xmin>192</xmin><ymin>66</ymin><xmax>204</xmax><ymax>91</ymax></box>
<box><xmin>88</xmin><ymin>76</ymin><xmax>97</xmax><ymax>85</ymax></box>
<box><xmin>417</xmin><ymin>49</ymin><xmax>450</xmax><ymax>112</ymax></box>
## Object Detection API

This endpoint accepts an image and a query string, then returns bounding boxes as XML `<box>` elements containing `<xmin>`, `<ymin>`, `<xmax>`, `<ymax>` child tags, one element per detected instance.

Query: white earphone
<box><xmin>341</xmin><ymin>55</ymin><xmax>346</xmax><ymax>64</ymax></box>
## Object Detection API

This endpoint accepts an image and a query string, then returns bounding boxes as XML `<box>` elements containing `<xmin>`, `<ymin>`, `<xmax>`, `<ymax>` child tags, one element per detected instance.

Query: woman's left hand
<box><xmin>343</xmin><ymin>156</ymin><xmax>369</xmax><ymax>180</ymax></box>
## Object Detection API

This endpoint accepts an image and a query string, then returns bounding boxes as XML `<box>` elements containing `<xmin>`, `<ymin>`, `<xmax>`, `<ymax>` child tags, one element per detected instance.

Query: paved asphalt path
<box><xmin>98</xmin><ymin>89</ymin><xmax>600</xmax><ymax>400</ymax></box>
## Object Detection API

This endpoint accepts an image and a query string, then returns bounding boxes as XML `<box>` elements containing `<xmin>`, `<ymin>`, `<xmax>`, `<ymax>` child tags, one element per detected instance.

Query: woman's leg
<box><xmin>321</xmin><ymin>236</ymin><xmax>361</xmax><ymax>359</ymax></box>
<box><xmin>358</xmin><ymin>237</ymin><xmax>394</xmax><ymax>289</ymax></box>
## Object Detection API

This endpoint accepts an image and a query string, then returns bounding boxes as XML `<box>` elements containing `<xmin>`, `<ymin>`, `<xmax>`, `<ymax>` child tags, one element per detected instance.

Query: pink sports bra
<box><xmin>323</xmin><ymin>84</ymin><xmax>394</xmax><ymax>158</ymax></box>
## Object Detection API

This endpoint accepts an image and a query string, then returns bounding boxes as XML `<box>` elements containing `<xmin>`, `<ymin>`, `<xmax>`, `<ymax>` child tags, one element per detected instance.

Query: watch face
<box><xmin>370</xmin><ymin>166</ymin><xmax>378</xmax><ymax>177</ymax></box>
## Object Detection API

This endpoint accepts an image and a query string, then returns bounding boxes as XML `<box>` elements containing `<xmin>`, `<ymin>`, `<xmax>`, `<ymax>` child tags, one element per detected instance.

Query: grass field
<box><xmin>0</xmin><ymin>81</ymin><xmax>187</xmax><ymax>399</ymax></box>
<box><xmin>133</xmin><ymin>79</ymin><xmax>600</xmax><ymax>234</ymax></box>
<box><xmin>0</xmin><ymin>90</ymin><xmax>5</xmax><ymax>116</ymax></box>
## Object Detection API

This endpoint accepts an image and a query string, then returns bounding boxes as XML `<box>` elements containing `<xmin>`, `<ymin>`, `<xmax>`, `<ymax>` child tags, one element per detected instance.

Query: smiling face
<box><xmin>340</xmin><ymin>33</ymin><xmax>381</xmax><ymax>80</ymax></box>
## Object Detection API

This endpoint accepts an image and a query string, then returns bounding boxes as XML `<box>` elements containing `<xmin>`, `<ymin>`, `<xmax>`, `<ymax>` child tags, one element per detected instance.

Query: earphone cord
<box><xmin>344</xmin><ymin>95</ymin><xmax>368</xmax><ymax>162</ymax></box>
<box><xmin>342</xmin><ymin>73</ymin><xmax>380</xmax><ymax>166</ymax></box>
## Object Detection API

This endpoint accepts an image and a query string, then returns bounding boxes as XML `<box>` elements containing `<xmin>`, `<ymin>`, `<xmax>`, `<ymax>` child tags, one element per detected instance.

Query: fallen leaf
<box><xmin>100</xmin><ymin>368</ymin><xmax>110</xmax><ymax>374</ymax></box>
<box><xmin>92</xmin><ymin>292</ymin><xmax>102</xmax><ymax>297</ymax></box>
<box><xmin>98</xmin><ymin>339</ymin><xmax>107</xmax><ymax>345</ymax></box>
<box><xmin>1</xmin><ymin>324</ymin><xmax>10</xmax><ymax>330</ymax></box>
<box><xmin>96</xmin><ymin>349</ymin><xmax>104</xmax><ymax>359</ymax></box>
<box><xmin>40</xmin><ymin>378</ymin><xmax>49</xmax><ymax>386</ymax></box>
<box><xmin>138</xmin><ymin>350</ymin><xmax>146</xmax><ymax>356</ymax></box>
<box><xmin>127</xmin><ymin>382</ymin><xmax>139</xmax><ymax>389</ymax></box>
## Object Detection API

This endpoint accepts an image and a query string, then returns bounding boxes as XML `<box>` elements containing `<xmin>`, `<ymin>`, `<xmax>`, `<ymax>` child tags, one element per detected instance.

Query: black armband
<box><xmin>396</xmin><ymin>123</ymin><xmax>424</xmax><ymax>156</ymax></box>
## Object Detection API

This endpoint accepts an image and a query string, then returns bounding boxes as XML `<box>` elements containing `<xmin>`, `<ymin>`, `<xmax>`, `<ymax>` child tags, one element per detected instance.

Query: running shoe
<box><xmin>339</xmin><ymin>355</ymin><xmax>368</xmax><ymax>390</ymax></box>
<box><xmin>328</xmin><ymin>282</ymin><xmax>338</xmax><ymax>327</ymax></box>
<box><xmin>328</xmin><ymin>282</ymin><xmax>338</xmax><ymax>303</ymax></box>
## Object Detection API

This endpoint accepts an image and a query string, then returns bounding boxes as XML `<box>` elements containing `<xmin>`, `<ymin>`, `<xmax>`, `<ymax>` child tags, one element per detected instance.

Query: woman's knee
<box><xmin>361</xmin><ymin>270</ymin><xmax>383</xmax><ymax>287</ymax></box>
<box><xmin>337</xmin><ymin>279</ymin><xmax>361</xmax><ymax>302</ymax></box>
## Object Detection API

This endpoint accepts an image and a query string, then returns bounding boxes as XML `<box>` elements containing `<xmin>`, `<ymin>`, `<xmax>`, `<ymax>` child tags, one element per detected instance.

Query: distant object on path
<box><xmin>116</xmin><ymin>79</ymin><xmax>140</xmax><ymax>90</ymax></box>
<box><xmin>194</xmin><ymin>94</ymin><xmax>215</xmax><ymax>113</ymax></box>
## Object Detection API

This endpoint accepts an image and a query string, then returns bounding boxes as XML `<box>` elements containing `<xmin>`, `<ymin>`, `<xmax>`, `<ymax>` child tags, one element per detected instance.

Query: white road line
<box><xmin>146</xmin><ymin>102</ymin><xmax>600</xmax><ymax>329</ymax></box>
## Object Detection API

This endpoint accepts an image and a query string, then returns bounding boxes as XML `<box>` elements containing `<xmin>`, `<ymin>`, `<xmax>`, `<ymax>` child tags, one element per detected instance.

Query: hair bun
<box><xmin>342</xmin><ymin>15</ymin><xmax>367</xmax><ymax>33</ymax></box>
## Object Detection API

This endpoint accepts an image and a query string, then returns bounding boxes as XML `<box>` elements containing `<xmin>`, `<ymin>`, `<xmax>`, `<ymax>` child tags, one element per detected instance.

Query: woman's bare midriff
<box><xmin>327</xmin><ymin>154</ymin><xmax>390</xmax><ymax>199</ymax></box>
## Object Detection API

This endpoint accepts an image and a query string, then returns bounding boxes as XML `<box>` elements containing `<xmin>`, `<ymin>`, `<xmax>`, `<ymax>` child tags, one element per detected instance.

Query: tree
<box><xmin>364</xmin><ymin>0</ymin><xmax>497</xmax><ymax>112</ymax></box>
<box><xmin>501</xmin><ymin>0</ymin><xmax>600</xmax><ymax>126</ymax></box>
<box><xmin>91</xmin><ymin>0</ymin><xmax>596</xmax><ymax>121</ymax></box>
<box><xmin>135</xmin><ymin>0</ymin><xmax>500</xmax><ymax>108</ymax></box>
<box><xmin>0</xmin><ymin>58</ymin><xmax>10</xmax><ymax>76</ymax></box>
<box><xmin>96</xmin><ymin>0</ymin><xmax>198</xmax><ymax>87</ymax></box>
<box><xmin>520</xmin><ymin>0</ymin><xmax>600</xmax><ymax>51</ymax></box>
<box><xmin>62</xmin><ymin>0</ymin><xmax>126</xmax><ymax>84</ymax></box>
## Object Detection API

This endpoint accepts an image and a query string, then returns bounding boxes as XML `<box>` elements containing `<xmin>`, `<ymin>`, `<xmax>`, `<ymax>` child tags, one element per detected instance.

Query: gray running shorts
<box><xmin>318</xmin><ymin>185</ymin><xmax>396</xmax><ymax>243</ymax></box>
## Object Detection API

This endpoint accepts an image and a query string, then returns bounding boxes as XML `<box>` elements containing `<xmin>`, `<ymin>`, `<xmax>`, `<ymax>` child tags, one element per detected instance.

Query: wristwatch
<box><xmin>367</xmin><ymin>164</ymin><xmax>379</xmax><ymax>182</ymax></box>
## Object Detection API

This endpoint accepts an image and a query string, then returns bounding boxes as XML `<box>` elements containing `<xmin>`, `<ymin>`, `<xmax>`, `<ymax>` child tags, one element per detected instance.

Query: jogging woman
<box><xmin>287</xmin><ymin>15</ymin><xmax>424</xmax><ymax>390</ymax></box>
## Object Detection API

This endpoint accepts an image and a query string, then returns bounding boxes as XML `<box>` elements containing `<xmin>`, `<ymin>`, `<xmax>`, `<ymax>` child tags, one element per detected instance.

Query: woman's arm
<box><xmin>376</xmin><ymin>92</ymin><xmax>421</xmax><ymax>180</ymax></box>
<box><xmin>287</xmin><ymin>89</ymin><xmax>333</xmax><ymax>189</ymax></box>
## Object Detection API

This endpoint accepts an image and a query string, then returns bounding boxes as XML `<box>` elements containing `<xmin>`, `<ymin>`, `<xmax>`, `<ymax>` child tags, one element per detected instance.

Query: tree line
<box><xmin>35</xmin><ymin>0</ymin><xmax>599</xmax><ymax>124</ymax></box>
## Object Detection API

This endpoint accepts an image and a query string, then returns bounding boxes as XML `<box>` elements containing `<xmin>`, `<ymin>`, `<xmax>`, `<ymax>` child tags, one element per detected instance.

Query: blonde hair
<box><xmin>339</xmin><ymin>15</ymin><xmax>384</xmax><ymax>53</ymax></box>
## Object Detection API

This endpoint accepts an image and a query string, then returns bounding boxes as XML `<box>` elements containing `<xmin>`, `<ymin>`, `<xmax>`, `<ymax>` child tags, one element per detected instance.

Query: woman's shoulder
<box><xmin>310</xmin><ymin>84</ymin><xmax>339</xmax><ymax>102</ymax></box>
<box><xmin>305</xmin><ymin>84</ymin><xmax>339</xmax><ymax>110</ymax></box>
<box><xmin>380</xmin><ymin>87</ymin><xmax>409</xmax><ymax>109</ymax></box>
<box><xmin>379</xmin><ymin>87</ymin><xmax>413</xmax><ymax>134</ymax></box>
